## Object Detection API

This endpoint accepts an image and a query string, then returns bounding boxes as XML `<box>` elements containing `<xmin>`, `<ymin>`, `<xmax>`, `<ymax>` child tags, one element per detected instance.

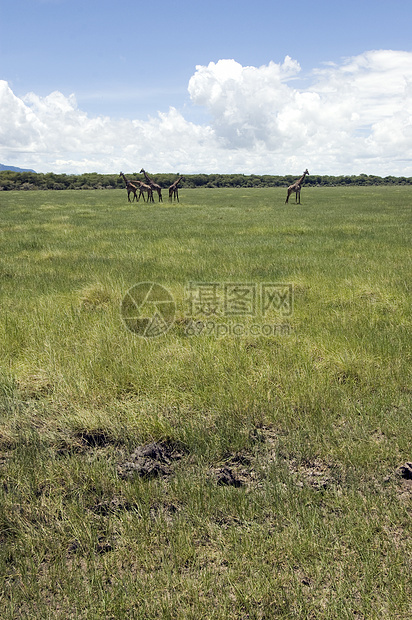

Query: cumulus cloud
<box><xmin>187</xmin><ymin>52</ymin><xmax>412</xmax><ymax>174</ymax></box>
<box><xmin>188</xmin><ymin>57</ymin><xmax>302</xmax><ymax>148</ymax></box>
<box><xmin>0</xmin><ymin>79</ymin><xmax>218</xmax><ymax>174</ymax></box>
<box><xmin>1</xmin><ymin>50</ymin><xmax>412</xmax><ymax>175</ymax></box>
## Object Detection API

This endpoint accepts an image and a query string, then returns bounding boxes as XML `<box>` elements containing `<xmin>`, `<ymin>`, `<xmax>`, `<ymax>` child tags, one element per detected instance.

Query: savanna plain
<box><xmin>0</xmin><ymin>186</ymin><xmax>411</xmax><ymax>619</ymax></box>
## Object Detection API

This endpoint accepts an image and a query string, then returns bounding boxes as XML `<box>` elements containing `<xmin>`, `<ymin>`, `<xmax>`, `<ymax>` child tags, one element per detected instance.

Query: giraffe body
<box><xmin>140</xmin><ymin>168</ymin><xmax>162</xmax><ymax>202</ymax></box>
<box><xmin>130</xmin><ymin>178</ymin><xmax>154</xmax><ymax>202</ymax></box>
<box><xmin>120</xmin><ymin>172</ymin><xmax>139</xmax><ymax>202</ymax></box>
<box><xmin>285</xmin><ymin>169</ymin><xmax>309</xmax><ymax>204</ymax></box>
<box><xmin>168</xmin><ymin>176</ymin><xmax>184</xmax><ymax>202</ymax></box>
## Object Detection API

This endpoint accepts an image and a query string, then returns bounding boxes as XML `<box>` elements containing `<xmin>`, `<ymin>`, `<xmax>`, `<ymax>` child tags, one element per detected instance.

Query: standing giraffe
<box><xmin>119</xmin><ymin>172</ymin><xmax>139</xmax><ymax>202</ymax></box>
<box><xmin>130</xmin><ymin>177</ymin><xmax>154</xmax><ymax>202</ymax></box>
<box><xmin>168</xmin><ymin>176</ymin><xmax>184</xmax><ymax>202</ymax></box>
<box><xmin>285</xmin><ymin>169</ymin><xmax>309</xmax><ymax>204</ymax></box>
<box><xmin>140</xmin><ymin>168</ymin><xmax>163</xmax><ymax>202</ymax></box>
<box><xmin>120</xmin><ymin>172</ymin><xmax>152</xmax><ymax>202</ymax></box>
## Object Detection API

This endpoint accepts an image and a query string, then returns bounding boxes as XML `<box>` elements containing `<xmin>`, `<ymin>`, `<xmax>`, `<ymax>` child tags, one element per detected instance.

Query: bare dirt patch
<box><xmin>287</xmin><ymin>457</ymin><xmax>338</xmax><ymax>491</ymax></box>
<box><xmin>117</xmin><ymin>441</ymin><xmax>186</xmax><ymax>480</ymax></box>
<box><xmin>212</xmin><ymin>452</ymin><xmax>258</xmax><ymax>488</ymax></box>
<box><xmin>89</xmin><ymin>496</ymin><xmax>141</xmax><ymax>516</ymax></box>
<box><xmin>397</xmin><ymin>462</ymin><xmax>412</xmax><ymax>480</ymax></box>
<box><xmin>77</xmin><ymin>429</ymin><xmax>117</xmax><ymax>448</ymax></box>
<box><xmin>395</xmin><ymin>462</ymin><xmax>412</xmax><ymax>501</ymax></box>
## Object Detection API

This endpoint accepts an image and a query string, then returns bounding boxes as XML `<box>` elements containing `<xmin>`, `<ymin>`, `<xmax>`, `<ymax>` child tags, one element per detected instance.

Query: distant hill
<box><xmin>0</xmin><ymin>163</ymin><xmax>36</xmax><ymax>173</ymax></box>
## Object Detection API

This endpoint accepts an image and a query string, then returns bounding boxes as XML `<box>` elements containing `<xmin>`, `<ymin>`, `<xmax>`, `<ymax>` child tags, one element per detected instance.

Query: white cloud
<box><xmin>1</xmin><ymin>50</ymin><xmax>412</xmax><ymax>175</ymax></box>
<box><xmin>188</xmin><ymin>57</ymin><xmax>301</xmax><ymax>149</ymax></box>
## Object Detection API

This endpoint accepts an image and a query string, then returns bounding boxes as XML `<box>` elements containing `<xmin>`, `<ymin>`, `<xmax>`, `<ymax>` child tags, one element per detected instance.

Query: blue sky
<box><xmin>1</xmin><ymin>0</ymin><xmax>412</xmax><ymax>175</ymax></box>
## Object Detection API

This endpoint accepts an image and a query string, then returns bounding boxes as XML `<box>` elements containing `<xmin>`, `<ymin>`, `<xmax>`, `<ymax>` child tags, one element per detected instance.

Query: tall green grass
<box><xmin>0</xmin><ymin>186</ymin><xmax>411</xmax><ymax>618</ymax></box>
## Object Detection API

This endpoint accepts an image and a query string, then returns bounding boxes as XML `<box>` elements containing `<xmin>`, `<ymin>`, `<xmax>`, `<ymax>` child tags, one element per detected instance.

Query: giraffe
<box><xmin>132</xmin><ymin>179</ymin><xmax>154</xmax><ymax>202</ymax></box>
<box><xmin>120</xmin><ymin>172</ymin><xmax>153</xmax><ymax>202</ymax></box>
<box><xmin>168</xmin><ymin>176</ymin><xmax>184</xmax><ymax>202</ymax></box>
<box><xmin>119</xmin><ymin>172</ymin><xmax>139</xmax><ymax>202</ymax></box>
<box><xmin>129</xmin><ymin>179</ymin><xmax>154</xmax><ymax>202</ymax></box>
<box><xmin>140</xmin><ymin>168</ymin><xmax>163</xmax><ymax>202</ymax></box>
<box><xmin>285</xmin><ymin>169</ymin><xmax>309</xmax><ymax>204</ymax></box>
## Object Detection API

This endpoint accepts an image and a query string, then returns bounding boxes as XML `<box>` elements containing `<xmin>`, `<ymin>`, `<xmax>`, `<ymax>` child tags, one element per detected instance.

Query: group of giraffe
<box><xmin>120</xmin><ymin>168</ymin><xmax>309</xmax><ymax>205</ymax></box>
<box><xmin>120</xmin><ymin>170</ymin><xmax>183</xmax><ymax>204</ymax></box>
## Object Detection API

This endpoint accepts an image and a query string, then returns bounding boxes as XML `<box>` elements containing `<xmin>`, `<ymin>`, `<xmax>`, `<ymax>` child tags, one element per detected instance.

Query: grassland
<box><xmin>0</xmin><ymin>186</ymin><xmax>411</xmax><ymax>618</ymax></box>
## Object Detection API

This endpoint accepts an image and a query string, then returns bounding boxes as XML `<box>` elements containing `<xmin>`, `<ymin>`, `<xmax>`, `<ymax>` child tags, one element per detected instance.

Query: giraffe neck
<box><xmin>298</xmin><ymin>171</ymin><xmax>307</xmax><ymax>185</ymax></box>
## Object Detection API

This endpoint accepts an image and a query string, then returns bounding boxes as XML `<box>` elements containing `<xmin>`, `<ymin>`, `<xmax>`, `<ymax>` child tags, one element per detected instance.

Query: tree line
<box><xmin>1</xmin><ymin>170</ymin><xmax>411</xmax><ymax>191</ymax></box>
